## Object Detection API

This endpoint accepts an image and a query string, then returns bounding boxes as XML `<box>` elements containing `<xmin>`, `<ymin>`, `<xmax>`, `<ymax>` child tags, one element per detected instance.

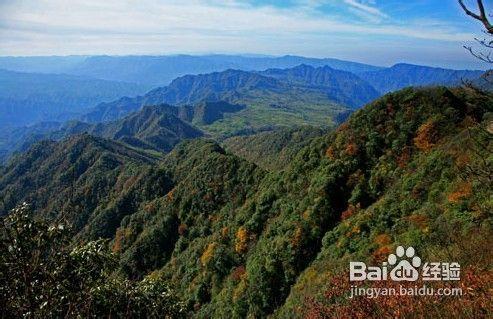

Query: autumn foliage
<box><xmin>414</xmin><ymin>120</ymin><xmax>439</xmax><ymax>151</ymax></box>
<box><xmin>235</xmin><ymin>227</ymin><xmax>249</xmax><ymax>254</ymax></box>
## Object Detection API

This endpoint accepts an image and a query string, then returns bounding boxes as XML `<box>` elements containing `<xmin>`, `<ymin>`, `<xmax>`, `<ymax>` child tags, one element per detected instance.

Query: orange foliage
<box><xmin>231</xmin><ymin>265</ymin><xmax>246</xmax><ymax>281</ymax></box>
<box><xmin>448</xmin><ymin>181</ymin><xmax>473</xmax><ymax>203</ymax></box>
<box><xmin>407</xmin><ymin>214</ymin><xmax>429</xmax><ymax>231</ymax></box>
<box><xmin>414</xmin><ymin>120</ymin><xmax>438</xmax><ymax>151</ymax></box>
<box><xmin>374</xmin><ymin>234</ymin><xmax>391</xmax><ymax>246</ymax></box>
<box><xmin>325</xmin><ymin>146</ymin><xmax>336</xmax><ymax>160</ymax></box>
<box><xmin>166</xmin><ymin>189</ymin><xmax>175</xmax><ymax>201</ymax></box>
<box><xmin>344</xmin><ymin>143</ymin><xmax>359</xmax><ymax>156</ymax></box>
<box><xmin>372</xmin><ymin>245</ymin><xmax>391</xmax><ymax>263</ymax></box>
<box><xmin>341</xmin><ymin>204</ymin><xmax>359</xmax><ymax>220</ymax></box>
<box><xmin>336</xmin><ymin>122</ymin><xmax>349</xmax><ymax>133</ymax></box>
<box><xmin>235</xmin><ymin>227</ymin><xmax>249</xmax><ymax>254</ymax></box>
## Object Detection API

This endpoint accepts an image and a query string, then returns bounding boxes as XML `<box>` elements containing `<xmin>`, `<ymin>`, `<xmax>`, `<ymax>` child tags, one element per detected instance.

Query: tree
<box><xmin>0</xmin><ymin>203</ymin><xmax>185</xmax><ymax>318</ymax></box>
<box><xmin>459</xmin><ymin>0</ymin><xmax>493</xmax><ymax>64</ymax></box>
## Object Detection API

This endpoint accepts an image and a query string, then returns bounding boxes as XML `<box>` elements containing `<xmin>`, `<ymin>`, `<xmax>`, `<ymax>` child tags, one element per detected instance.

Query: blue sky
<box><xmin>0</xmin><ymin>0</ymin><xmax>491</xmax><ymax>69</ymax></box>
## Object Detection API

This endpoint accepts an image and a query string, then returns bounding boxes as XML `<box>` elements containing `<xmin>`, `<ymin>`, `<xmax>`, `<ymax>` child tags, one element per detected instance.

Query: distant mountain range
<box><xmin>0</xmin><ymin>54</ymin><xmax>383</xmax><ymax>86</ymax></box>
<box><xmin>358</xmin><ymin>63</ymin><xmax>484</xmax><ymax>93</ymax></box>
<box><xmin>0</xmin><ymin>68</ymin><xmax>151</xmax><ymax>127</ymax></box>
<box><xmin>0</xmin><ymin>54</ymin><xmax>485</xmax><ymax>131</ymax></box>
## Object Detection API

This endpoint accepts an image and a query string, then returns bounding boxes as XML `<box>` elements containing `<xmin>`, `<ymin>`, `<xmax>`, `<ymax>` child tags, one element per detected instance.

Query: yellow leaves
<box><xmin>346</xmin><ymin>225</ymin><xmax>361</xmax><ymax>238</ymax></box>
<box><xmin>166</xmin><ymin>188</ymin><xmax>175</xmax><ymax>201</ymax></box>
<box><xmin>200</xmin><ymin>242</ymin><xmax>216</xmax><ymax>267</ymax></box>
<box><xmin>414</xmin><ymin>120</ymin><xmax>438</xmax><ymax>151</ymax></box>
<box><xmin>232</xmin><ymin>273</ymin><xmax>248</xmax><ymax>302</ymax></box>
<box><xmin>302</xmin><ymin>210</ymin><xmax>311</xmax><ymax>221</ymax></box>
<box><xmin>448</xmin><ymin>181</ymin><xmax>473</xmax><ymax>203</ymax></box>
<box><xmin>235</xmin><ymin>227</ymin><xmax>249</xmax><ymax>254</ymax></box>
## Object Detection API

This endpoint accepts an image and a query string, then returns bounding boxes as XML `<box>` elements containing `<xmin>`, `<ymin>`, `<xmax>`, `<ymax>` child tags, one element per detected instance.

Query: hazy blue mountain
<box><xmin>1</xmin><ymin>104</ymin><xmax>206</xmax><ymax>158</ymax></box>
<box><xmin>0</xmin><ymin>69</ymin><xmax>151</xmax><ymax>127</ymax></box>
<box><xmin>0</xmin><ymin>56</ymin><xmax>87</xmax><ymax>74</ymax></box>
<box><xmin>0</xmin><ymin>55</ymin><xmax>383</xmax><ymax>86</ymax></box>
<box><xmin>359</xmin><ymin>63</ymin><xmax>484</xmax><ymax>93</ymax></box>
<box><xmin>260</xmin><ymin>64</ymin><xmax>380</xmax><ymax>107</ymax></box>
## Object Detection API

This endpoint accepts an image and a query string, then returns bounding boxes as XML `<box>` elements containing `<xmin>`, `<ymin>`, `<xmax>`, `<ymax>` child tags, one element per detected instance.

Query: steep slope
<box><xmin>260</xmin><ymin>64</ymin><xmax>380</xmax><ymax>108</ymax></box>
<box><xmin>223</xmin><ymin>126</ymin><xmax>327</xmax><ymax>171</ymax></box>
<box><xmin>61</xmin><ymin>105</ymin><xmax>204</xmax><ymax>152</ymax></box>
<box><xmin>359</xmin><ymin>63</ymin><xmax>483</xmax><ymax>93</ymax></box>
<box><xmin>0</xmin><ymin>69</ymin><xmax>151</xmax><ymax>127</ymax></box>
<box><xmin>0</xmin><ymin>134</ymin><xmax>160</xmax><ymax>231</ymax></box>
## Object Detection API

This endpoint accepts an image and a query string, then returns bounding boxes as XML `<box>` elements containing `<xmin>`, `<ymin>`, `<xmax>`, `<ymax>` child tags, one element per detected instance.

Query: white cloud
<box><xmin>343</xmin><ymin>0</ymin><xmax>388</xmax><ymax>20</ymax></box>
<box><xmin>0</xmin><ymin>0</ymin><xmax>477</xmax><ymax>60</ymax></box>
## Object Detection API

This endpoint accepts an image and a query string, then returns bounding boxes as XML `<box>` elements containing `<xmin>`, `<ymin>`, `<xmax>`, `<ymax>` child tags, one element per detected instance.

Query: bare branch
<box><xmin>459</xmin><ymin>0</ymin><xmax>493</xmax><ymax>34</ymax></box>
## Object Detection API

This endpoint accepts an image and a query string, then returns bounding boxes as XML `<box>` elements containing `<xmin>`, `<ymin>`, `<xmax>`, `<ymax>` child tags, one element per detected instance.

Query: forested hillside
<box><xmin>1</xmin><ymin>86</ymin><xmax>491</xmax><ymax>318</ymax></box>
<box><xmin>223</xmin><ymin>126</ymin><xmax>326</xmax><ymax>171</ymax></box>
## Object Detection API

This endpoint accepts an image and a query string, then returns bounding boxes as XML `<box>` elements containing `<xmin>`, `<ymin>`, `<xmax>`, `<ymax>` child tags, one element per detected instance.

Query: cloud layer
<box><xmin>0</xmin><ymin>0</ymin><xmax>487</xmax><ymax>69</ymax></box>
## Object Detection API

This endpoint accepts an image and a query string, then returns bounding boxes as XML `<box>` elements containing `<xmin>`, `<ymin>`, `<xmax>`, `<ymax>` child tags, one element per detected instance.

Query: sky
<box><xmin>0</xmin><ymin>0</ymin><xmax>491</xmax><ymax>69</ymax></box>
